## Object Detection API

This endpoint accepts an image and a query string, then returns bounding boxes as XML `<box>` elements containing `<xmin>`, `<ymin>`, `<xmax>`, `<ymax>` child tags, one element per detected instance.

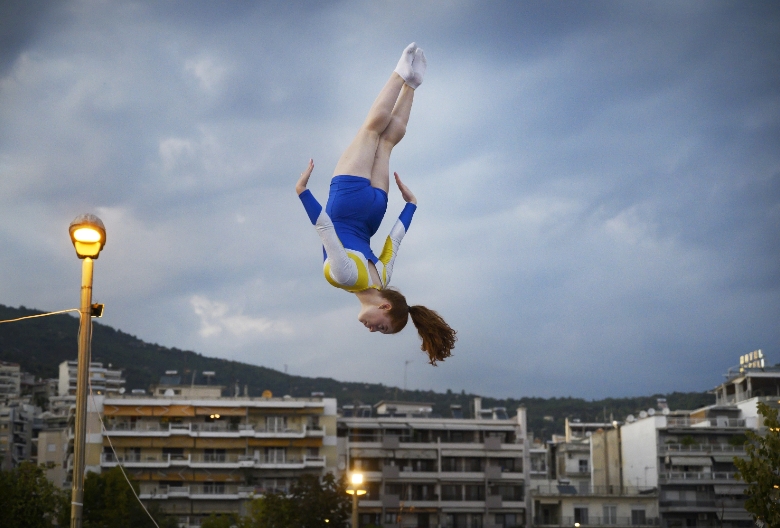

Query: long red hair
<box><xmin>380</xmin><ymin>288</ymin><xmax>457</xmax><ymax>366</ymax></box>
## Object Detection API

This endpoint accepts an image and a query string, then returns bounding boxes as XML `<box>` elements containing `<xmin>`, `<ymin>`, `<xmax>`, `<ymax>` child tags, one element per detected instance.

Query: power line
<box><xmin>0</xmin><ymin>308</ymin><xmax>80</xmax><ymax>324</ymax></box>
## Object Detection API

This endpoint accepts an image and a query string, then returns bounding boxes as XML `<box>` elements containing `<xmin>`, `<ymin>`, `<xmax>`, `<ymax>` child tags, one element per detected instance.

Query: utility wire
<box><xmin>0</xmin><ymin>308</ymin><xmax>80</xmax><ymax>324</ymax></box>
<box><xmin>78</xmin><ymin>313</ymin><xmax>162</xmax><ymax>528</ymax></box>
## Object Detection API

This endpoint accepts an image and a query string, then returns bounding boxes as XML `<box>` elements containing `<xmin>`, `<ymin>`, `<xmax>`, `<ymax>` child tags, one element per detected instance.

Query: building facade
<box><xmin>338</xmin><ymin>399</ymin><xmax>529</xmax><ymax>528</ymax></box>
<box><xmin>98</xmin><ymin>383</ymin><xmax>338</xmax><ymax>528</ymax></box>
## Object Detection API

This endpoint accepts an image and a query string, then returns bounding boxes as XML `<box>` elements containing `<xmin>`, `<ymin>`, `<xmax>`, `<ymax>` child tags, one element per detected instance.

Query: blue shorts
<box><xmin>325</xmin><ymin>175</ymin><xmax>388</xmax><ymax>262</ymax></box>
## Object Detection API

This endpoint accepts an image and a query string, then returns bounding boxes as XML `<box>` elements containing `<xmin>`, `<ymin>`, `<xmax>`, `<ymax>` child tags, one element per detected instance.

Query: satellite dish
<box><xmin>118</xmin><ymin>387</ymin><xmax>125</xmax><ymax>394</ymax></box>
<box><xmin>662</xmin><ymin>408</ymin><xmax>670</xmax><ymax>415</ymax></box>
<box><xmin>627</xmin><ymin>414</ymin><xmax>635</xmax><ymax>423</ymax></box>
<box><xmin>647</xmin><ymin>408</ymin><xmax>655</xmax><ymax>416</ymax></box>
<box><xmin>639</xmin><ymin>411</ymin><xmax>648</xmax><ymax>419</ymax></box>
<box><xmin>164</xmin><ymin>388</ymin><xmax>175</xmax><ymax>397</ymax></box>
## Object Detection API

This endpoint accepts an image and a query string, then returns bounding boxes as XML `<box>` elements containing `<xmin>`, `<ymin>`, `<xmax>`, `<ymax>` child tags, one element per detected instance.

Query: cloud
<box><xmin>190</xmin><ymin>295</ymin><xmax>292</xmax><ymax>338</ymax></box>
<box><xmin>1</xmin><ymin>1</ymin><xmax>778</xmax><ymax>399</ymax></box>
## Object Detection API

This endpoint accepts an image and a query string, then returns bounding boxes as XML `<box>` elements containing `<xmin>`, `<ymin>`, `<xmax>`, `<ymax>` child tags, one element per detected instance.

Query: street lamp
<box><xmin>346</xmin><ymin>472</ymin><xmax>366</xmax><ymax>528</ymax></box>
<box><xmin>68</xmin><ymin>214</ymin><xmax>106</xmax><ymax>528</ymax></box>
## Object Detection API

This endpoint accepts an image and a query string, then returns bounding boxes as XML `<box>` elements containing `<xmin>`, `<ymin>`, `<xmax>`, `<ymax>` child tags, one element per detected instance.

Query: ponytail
<box><xmin>380</xmin><ymin>288</ymin><xmax>457</xmax><ymax>366</ymax></box>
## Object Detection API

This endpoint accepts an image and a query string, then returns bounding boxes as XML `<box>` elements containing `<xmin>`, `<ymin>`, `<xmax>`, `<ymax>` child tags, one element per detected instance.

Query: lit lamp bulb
<box><xmin>351</xmin><ymin>473</ymin><xmax>364</xmax><ymax>486</ymax></box>
<box><xmin>69</xmin><ymin>214</ymin><xmax>106</xmax><ymax>259</ymax></box>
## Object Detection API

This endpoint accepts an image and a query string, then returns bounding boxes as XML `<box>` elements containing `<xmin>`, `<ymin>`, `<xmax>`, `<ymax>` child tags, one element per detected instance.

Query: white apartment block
<box><xmin>531</xmin><ymin>419</ymin><xmax>658</xmax><ymax>528</ymax></box>
<box><xmin>58</xmin><ymin>360</ymin><xmax>125</xmax><ymax>397</ymax></box>
<box><xmin>338</xmin><ymin>398</ymin><xmax>529</xmax><ymax>528</ymax></box>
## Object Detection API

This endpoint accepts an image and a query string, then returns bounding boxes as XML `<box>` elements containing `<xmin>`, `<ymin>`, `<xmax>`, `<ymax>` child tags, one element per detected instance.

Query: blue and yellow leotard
<box><xmin>299</xmin><ymin>175</ymin><xmax>416</xmax><ymax>292</ymax></box>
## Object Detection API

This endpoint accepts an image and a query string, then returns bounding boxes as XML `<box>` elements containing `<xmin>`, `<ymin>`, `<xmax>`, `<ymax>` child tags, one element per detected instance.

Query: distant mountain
<box><xmin>0</xmin><ymin>304</ymin><xmax>714</xmax><ymax>439</ymax></box>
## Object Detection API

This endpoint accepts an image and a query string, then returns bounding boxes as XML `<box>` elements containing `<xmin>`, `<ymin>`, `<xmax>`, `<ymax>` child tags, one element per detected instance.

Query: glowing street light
<box><xmin>68</xmin><ymin>214</ymin><xmax>106</xmax><ymax>528</ymax></box>
<box><xmin>346</xmin><ymin>471</ymin><xmax>367</xmax><ymax>528</ymax></box>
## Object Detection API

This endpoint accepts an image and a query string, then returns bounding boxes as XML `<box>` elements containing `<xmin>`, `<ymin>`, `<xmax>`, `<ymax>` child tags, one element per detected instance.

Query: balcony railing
<box><xmin>101</xmin><ymin>452</ymin><xmax>325</xmax><ymax>468</ymax></box>
<box><xmin>665</xmin><ymin>417</ymin><xmax>746</xmax><ymax>428</ymax></box>
<box><xmin>104</xmin><ymin>421</ymin><xmax>312</xmax><ymax>437</ymax></box>
<box><xmin>530</xmin><ymin>484</ymin><xmax>657</xmax><ymax>497</ymax></box>
<box><xmin>661</xmin><ymin>443</ymin><xmax>745</xmax><ymax>454</ymax></box>
<box><xmin>658</xmin><ymin>471</ymin><xmax>737</xmax><ymax>482</ymax></box>
<box><xmin>139</xmin><ymin>483</ymin><xmax>256</xmax><ymax>499</ymax></box>
<box><xmin>533</xmin><ymin>516</ymin><xmax>660</xmax><ymax>527</ymax></box>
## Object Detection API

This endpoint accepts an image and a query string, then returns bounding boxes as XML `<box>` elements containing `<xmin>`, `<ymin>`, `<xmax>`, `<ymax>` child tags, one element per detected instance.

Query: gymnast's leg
<box><xmin>332</xmin><ymin>43</ymin><xmax>421</xmax><ymax>182</ymax></box>
<box><xmin>370</xmin><ymin>82</ymin><xmax>415</xmax><ymax>192</ymax></box>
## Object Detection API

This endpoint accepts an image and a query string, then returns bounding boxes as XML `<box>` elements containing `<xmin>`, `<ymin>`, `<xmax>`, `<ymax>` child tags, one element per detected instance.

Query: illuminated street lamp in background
<box><xmin>346</xmin><ymin>472</ymin><xmax>367</xmax><ymax>528</ymax></box>
<box><xmin>68</xmin><ymin>214</ymin><xmax>106</xmax><ymax>528</ymax></box>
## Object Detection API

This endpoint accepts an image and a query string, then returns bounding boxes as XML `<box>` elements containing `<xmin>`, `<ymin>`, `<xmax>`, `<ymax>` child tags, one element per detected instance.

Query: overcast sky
<box><xmin>1</xmin><ymin>1</ymin><xmax>778</xmax><ymax>400</ymax></box>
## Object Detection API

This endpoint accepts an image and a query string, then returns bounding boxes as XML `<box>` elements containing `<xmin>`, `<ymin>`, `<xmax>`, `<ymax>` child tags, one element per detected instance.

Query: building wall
<box><xmin>620</xmin><ymin>416</ymin><xmax>662</xmax><ymax>489</ymax></box>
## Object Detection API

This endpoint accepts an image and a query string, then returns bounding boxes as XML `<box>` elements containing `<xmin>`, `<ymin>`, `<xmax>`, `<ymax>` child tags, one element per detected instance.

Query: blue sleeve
<box><xmin>398</xmin><ymin>202</ymin><xmax>417</xmax><ymax>231</ymax></box>
<box><xmin>299</xmin><ymin>190</ymin><xmax>322</xmax><ymax>224</ymax></box>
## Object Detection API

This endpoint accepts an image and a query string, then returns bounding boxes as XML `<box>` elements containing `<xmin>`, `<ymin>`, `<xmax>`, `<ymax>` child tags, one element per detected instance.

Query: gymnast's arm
<box><xmin>377</xmin><ymin>173</ymin><xmax>417</xmax><ymax>286</ymax></box>
<box><xmin>297</xmin><ymin>160</ymin><xmax>357</xmax><ymax>285</ymax></box>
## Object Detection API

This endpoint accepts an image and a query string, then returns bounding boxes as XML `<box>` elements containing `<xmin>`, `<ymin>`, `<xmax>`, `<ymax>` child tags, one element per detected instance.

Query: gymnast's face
<box><xmin>358</xmin><ymin>304</ymin><xmax>393</xmax><ymax>334</ymax></box>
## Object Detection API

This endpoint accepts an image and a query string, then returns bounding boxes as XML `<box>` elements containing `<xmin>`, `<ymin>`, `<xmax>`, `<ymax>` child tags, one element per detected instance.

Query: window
<box><xmin>631</xmin><ymin>509</ymin><xmax>646</xmax><ymax>526</ymax></box>
<box><xmin>495</xmin><ymin>513</ymin><xmax>519</xmax><ymax>528</ymax></box>
<box><xmin>465</xmin><ymin>484</ymin><xmax>485</xmax><ymax>500</ymax></box>
<box><xmin>574</xmin><ymin>507</ymin><xmax>589</xmax><ymax>525</ymax></box>
<box><xmin>491</xmin><ymin>485</ymin><xmax>524</xmax><ymax>501</ymax></box>
<box><xmin>579</xmin><ymin>459</ymin><xmax>589</xmax><ymax>473</ymax></box>
<box><xmin>441</xmin><ymin>457</ymin><xmax>458</xmax><ymax>471</ymax></box>
<box><xmin>441</xmin><ymin>484</ymin><xmax>462</xmax><ymax>501</ymax></box>
<box><xmin>578</xmin><ymin>480</ymin><xmax>590</xmax><ymax>494</ymax></box>
<box><xmin>603</xmin><ymin>506</ymin><xmax>617</xmax><ymax>525</ymax></box>
<box><xmin>264</xmin><ymin>447</ymin><xmax>285</xmax><ymax>463</ymax></box>
<box><xmin>203</xmin><ymin>448</ymin><xmax>226</xmax><ymax>462</ymax></box>
<box><xmin>265</xmin><ymin>416</ymin><xmax>287</xmax><ymax>432</ymax></box>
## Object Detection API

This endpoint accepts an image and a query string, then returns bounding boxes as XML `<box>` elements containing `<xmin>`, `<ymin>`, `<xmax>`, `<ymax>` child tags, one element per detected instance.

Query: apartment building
<box><xmin>0</xmin><ymin>401</ymin><xmax>37</xmax><ymax>470</ymax></box>
<box><xmin>619</xmin><ymin>350</ymin><xmax>776</xmax><ymax>528</ymax></box>
<box><xmin>58</xmin><ymin>359</ymin><xmax>125</xmax><ymax>397</ymax></box>
<box><xmin>531</xmin><ymin>419</ymin><xmax>658</xmax><ymax>528</ymax></box>
<box><xmin>0</xmin><ymin>362</ymin><xmax>22</xmax><ymax>402</ymax></box>
<box><xmin>338</xmin><ymin>398</ymin><xmax>529</xmax><ymax>528</ymax></box>
<box><xmin>98</xmin><ymin>375</ymin><xmax>338</xmax><ymax>528</ymax></box>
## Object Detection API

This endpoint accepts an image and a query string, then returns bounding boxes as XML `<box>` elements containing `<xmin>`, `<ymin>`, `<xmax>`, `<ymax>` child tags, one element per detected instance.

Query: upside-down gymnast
<box><xmin>296</xmin><ymin>43</ymin><xmax>456</xmax><ymax>365</ymax></box>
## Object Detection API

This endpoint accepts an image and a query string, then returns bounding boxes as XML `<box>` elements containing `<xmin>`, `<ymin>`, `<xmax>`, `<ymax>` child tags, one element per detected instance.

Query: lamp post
<box><xmin>68</xmin><ymin>214</ymin><xmax>106</xmax><ymax>528</ymax></box>
<box><xmin>345</xmin><ymin>472</ymin><xmax>366</xmax><ymax>528</ymax></box>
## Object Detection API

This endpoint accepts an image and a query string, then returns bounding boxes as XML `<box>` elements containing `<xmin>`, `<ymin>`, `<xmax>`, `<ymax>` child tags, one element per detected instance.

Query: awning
<box><xmin>712</xmin><ymin>454</ymin><xmax>742</xmax><ymax>463</ymax></box>
<box><xmin>669</xmin><ymin>456</ymin><xmax>712</xmax><ymax>466</ymax></box>
<box><xmin>713</xmin><ymin>484</ymin><xmax>747</xmax><ymax>495</ymax></box>
<box><xmin>394</xmin><ymin>450</ymin><xmax>438</xmax><ymax>459</ymax></box>
<box><xmin>351</xmin><ymin>448</ymin><xmax>391</xmax><ymax>458</ymax></box>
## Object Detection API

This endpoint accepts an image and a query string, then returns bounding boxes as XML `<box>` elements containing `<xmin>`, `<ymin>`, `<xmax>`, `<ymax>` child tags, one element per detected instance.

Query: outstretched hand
<box><xmin>296</xmin><ymin>159</ymin><xmax>314</xmax><ymax>195</ymax></box>
<box><xmin>394</xmin><ymin>172</ymin><xmax>417</xmax><ymax>205</ymax></box>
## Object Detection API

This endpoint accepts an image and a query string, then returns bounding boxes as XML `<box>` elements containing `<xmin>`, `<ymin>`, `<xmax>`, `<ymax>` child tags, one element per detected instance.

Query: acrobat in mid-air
<box><xmin>296</xmin><ymin>43</ymin><xmax>456</xmax><ymax>365</ymax></box>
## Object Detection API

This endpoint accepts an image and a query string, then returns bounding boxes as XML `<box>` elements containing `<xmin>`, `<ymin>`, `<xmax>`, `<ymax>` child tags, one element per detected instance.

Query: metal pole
<box><xmin>351</xmin><ymin>492</ymin><xmax>358</xmax><ymax>528</ymax></box>
<box><xmin>70</xmin><ymin>257</ymin><xmax>94</xmax><ymax>528</ymax></box>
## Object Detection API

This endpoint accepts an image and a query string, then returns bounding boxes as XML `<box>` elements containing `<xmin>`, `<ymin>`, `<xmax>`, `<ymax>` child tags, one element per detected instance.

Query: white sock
<box><xmin>407</xmin><ymin>48</ymin><xmax>427</xmax><ymax>89</ymax></box>
<box><xmin>394</xmin><ymin>42</ymin><xmax>417</xmax><ymax>84</ymax></box>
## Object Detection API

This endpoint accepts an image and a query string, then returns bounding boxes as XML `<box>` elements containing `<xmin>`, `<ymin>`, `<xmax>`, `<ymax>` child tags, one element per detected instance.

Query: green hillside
<box><xmin>0</xmin><ymin>304</ymin><xmax>714</xmax><ymax>440</ymax></box>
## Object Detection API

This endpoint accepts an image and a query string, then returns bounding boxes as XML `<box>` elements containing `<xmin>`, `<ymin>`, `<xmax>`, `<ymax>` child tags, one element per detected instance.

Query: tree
<box><xmin>0</xmin><ymin>462</ymin><xmax>68</xmax><ymax>527</ymax></box>
<box><xmin>82</xmin><ymin>467</ymin><xmax>177</xmax><ymax>528</ymax></box>
<box><xmin>201</xmin><ymin>512</ymin><xmax>241</xmax><ymax>528</ymax></box>
<box><xmin>734</xmin><ymin>402</ymin><xmax>780</xmax><ymax>526</ymax></box>
<box><xmin>242</xmin><ymin>473</ymin><xmax>351</xmax><ymax>528</ymax></box>
<box><xmin>289</xmin><ymin>473</ymin><xmax>351</xmax><ymax>528</ymax></box>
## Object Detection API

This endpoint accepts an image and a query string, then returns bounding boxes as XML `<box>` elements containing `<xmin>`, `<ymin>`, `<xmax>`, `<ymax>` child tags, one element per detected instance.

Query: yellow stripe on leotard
<box><xmin>324</xmin><ymin>252</ymin><xmax>372</xmax><ymax>292</ymax></box>
<box><xmin>377</xmin><ymin>235</ymin><xmax>394</xmax><ymax>286</ymax></box>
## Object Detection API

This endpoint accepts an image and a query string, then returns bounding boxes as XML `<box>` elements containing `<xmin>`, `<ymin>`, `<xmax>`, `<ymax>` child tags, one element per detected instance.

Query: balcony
<box><xmin>101</xmin><ymin>452</ymin><xmax>325</xmax><ymax>469</ymax></box>
<box><xmin>533</xmin><ymin>516</ymin><xmax>660</xmax><ymax>527</ymax></box>
<box><xmin>661</xmin><ymin>443</ymin><xmax>746</xmax><ymax>454</ymax></box>
<box><xmin>530</xmin><ymin>484</ymin><xmax>657</xmax><ymax>497</ymax></box>
<box><xmin>665</xmin><ymin>417</ymin><xmax>746</xmax><ymax>429</ymax></box>
<box><xmin>658</xmin><ymin>471</ymin><xmax>737</xmax><ymax>484</ymax></box>
<box><xmin>103</xmin><ymin>421</ymin><xmax>311</xmax><ymax>439</ymax></box>
<box><xmin>139</xmin><ymin>483</ymin><xmax>256</xmax><ymax>500</ymax></box>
